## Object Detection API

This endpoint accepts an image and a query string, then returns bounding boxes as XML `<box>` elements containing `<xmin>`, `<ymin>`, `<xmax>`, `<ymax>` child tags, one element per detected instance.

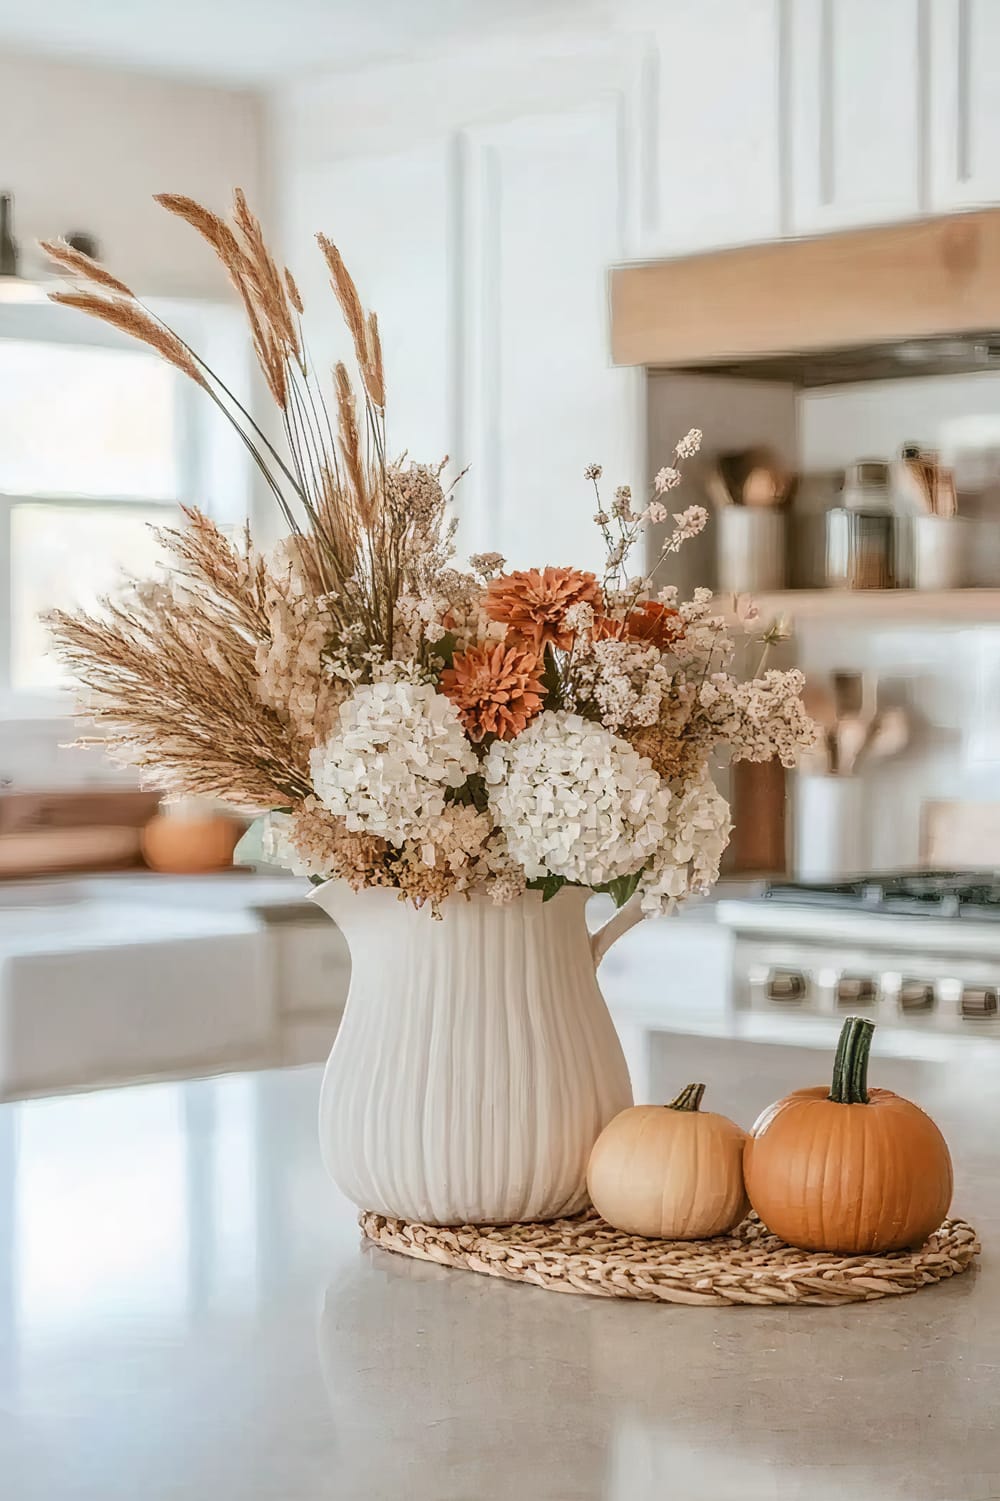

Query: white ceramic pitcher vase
<box><xmin>310</xmin><ymin>881</ymin><xmax>642</xmax><ymax>1225</ymax></box>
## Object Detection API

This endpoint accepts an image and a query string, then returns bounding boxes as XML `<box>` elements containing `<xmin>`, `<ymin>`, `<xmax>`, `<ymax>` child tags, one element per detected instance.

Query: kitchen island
<box><xmin>0</xmin><ymin>1033</ymin><xmax>996</xmax><ymax>1501</ymax></box>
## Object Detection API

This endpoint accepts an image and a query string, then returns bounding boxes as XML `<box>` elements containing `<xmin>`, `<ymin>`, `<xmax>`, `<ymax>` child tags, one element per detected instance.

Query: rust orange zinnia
<box><xmin>441</xmin><ymin>641</ymin><xmax>545</xmax><ymax>742</ymax></box>
<box><xmin>594</xmin><ymin>600</ymin><xmax>684</xmax><ymax>649</ymax></box>
<box><xmin>485</xmin><ymin>566</ymin><xmax>603</xmax><ymax>652</ymax></box>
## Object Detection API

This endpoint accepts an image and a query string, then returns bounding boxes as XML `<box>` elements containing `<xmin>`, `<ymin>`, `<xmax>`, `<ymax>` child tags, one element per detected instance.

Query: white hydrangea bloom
<box><xmin>639</xmin><ymin>770</ymin><xmax>731</xmax><ymax>915</ymax></box>
<box><xmin>483</xmin><ymin>709</ymin><xmax>671</xmax><ymax>887</ymax></box>
<box><xmin>310</xmin><ymin>681</ymin><xmax>477</xmax><ymax>847</ymax></box>
<box><xmin>258</xmin><ymin>810</ymin><xmax>315</xmax><ymax>878</ymax></box>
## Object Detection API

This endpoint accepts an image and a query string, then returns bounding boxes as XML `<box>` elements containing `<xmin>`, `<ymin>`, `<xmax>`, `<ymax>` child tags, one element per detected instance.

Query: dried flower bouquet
<box><xmin>44</xmin><ymin>191</ymin><xmax>816</xmax><ymax>917</ymax></box>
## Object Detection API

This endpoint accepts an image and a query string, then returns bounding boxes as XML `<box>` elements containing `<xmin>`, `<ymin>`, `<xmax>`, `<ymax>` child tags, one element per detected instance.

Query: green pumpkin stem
<box><xmin>667</xmin><ymin>1082</ymin><xmax>706</xmax><ymax>1112</ymax></box>
<box><xmin>829</xmin><ymin>1016</ymin><xmax>874</xmax><ymax>1105</ymax></box>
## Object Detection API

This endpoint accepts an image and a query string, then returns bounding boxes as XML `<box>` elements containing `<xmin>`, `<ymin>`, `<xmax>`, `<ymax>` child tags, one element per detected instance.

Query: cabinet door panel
<box><xmin>461</xmin><ymin>104</ymin><xmax>639</xmax><ymax>570</ymax></box>
<box><xmin>930</xmin><ymin>0</ymin><xmax>1000</xmax><ymax>208</ymax></box>
<box><xmin>789</xmin><ymin>0</ymin><xmax>924</xmax><ymax>231</ymax></box>
<box><xmin>640</xmin><ymin>0</ymin><xmax>782</xmax><ymax>256</ymax></box>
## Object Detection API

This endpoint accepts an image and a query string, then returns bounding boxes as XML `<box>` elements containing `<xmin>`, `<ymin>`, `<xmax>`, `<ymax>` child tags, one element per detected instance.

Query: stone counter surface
<box><xmin>0</xmin><ymin>1032</ymin><xmax>996</xmax><ymax>1501</ymax></box>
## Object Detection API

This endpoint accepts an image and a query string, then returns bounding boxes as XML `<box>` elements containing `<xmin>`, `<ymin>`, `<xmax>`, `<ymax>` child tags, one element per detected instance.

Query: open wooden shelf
<box><xmin>748</xmin><ymin>589</ymin><xmax>1000</xmax><ymax>624</ymax></box>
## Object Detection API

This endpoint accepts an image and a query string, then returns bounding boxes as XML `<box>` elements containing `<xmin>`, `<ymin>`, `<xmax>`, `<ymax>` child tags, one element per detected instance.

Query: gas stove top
<box><xmin>762</xmin><ymin>870</ymin><xmax>1000</xmax><ymax>921</ymax></box>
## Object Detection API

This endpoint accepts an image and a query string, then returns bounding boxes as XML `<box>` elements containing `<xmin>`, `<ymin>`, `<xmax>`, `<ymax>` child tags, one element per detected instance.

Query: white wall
<box><xmin>0</xmin><ymin>51</ymin><xmax>264</xmax><ymax>298</ymax></box>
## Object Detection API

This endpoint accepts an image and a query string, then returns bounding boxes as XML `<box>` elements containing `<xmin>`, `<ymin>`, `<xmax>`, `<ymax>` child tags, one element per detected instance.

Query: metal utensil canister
<box><xmin>825</xmin><ymin>460</ymin><xmax>896</xmax><ymax>590</ymax></box>
<box><xmin>912</xmin><ymin>514</ymin><xmax>967</xmax><ymax>590</ymax></box>
<box><xmin>717</xmin><ymin>507</ymin><xmax>786</xmax><ymax>594</ymax></box>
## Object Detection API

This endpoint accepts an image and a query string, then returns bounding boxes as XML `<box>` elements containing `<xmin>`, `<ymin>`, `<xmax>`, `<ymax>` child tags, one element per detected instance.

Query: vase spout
<box><xmin>307</xmin><ymin>878</ymin><xmax>374</xmax><ymax>941</ymax></box>
<box><xmin>590</xmin><ymin>891</ymin><xmax>646</xmax><ymax>969</ymax></box>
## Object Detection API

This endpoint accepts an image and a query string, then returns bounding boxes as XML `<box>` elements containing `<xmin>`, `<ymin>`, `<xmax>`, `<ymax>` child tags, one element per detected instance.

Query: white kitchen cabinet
<box><xmin>272</xmin><ymin>919</ymin><xmax>350</xmax><ymax>1018</ymax></box>
<box><xmin>640</xmin><ymin>0</ymin><xmax>783</xmax><ymax>256</ymax></box>
<box><xmin>788</xmin><ymin>0</ymin><xmax>925</xmax><ymax>232</ymax></box>
<box><xmin>929</xmin><ymin>0</ymin><xmax>1000</xmax><ymax>209</ymax></box>
<box><xmin>460</xmin><ymin>103</ymin><xmax>640</xmax><ymax>569</ymax></box>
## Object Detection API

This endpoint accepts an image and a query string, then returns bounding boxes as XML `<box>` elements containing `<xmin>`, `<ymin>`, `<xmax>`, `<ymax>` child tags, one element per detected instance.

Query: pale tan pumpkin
<box><xmin>587</xmin><ymin>1084</ymin><xmax>749</xmax><ymax>1240</ymax></box>
<box><xmin>744</xmin><ymin>1016</ymin><xmax>953</xmax><ymax>1254</ymax></box>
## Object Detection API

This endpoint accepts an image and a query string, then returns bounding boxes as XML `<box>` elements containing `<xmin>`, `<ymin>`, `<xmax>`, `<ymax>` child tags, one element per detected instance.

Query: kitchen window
<box><xmin>0</xmin><ymin>297</ymin><xmax>251</xmax><ymax>717</ymax></box>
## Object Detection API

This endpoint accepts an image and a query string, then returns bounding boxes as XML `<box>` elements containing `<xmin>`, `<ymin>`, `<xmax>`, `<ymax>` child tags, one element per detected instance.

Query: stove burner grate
<box><xmin>763</xmin><ymin>870</ymin><xmax>1000</xmax><ymax>919</ymax></box>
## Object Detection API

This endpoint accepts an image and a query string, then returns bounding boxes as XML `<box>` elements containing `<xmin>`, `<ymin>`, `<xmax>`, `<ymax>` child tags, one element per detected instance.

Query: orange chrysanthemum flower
<box><xmin>485</xmin><ymin>567</ymin><xmax>603</xmax><ymax>652</ymax></box>
<box><xmin>594</xmin><ymin>600</ymin><xmax>684</xmax><ymax>649</ymax></box>
<box><xmin>441</xmin><ymin>641</ymin><xmax>545</xmax><ymax>742</ymax></box>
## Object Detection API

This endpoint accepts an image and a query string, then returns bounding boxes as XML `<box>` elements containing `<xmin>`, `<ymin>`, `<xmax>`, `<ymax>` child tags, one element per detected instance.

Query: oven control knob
<box><xmin>961</xmin><ymin>986</ymin><xmax>998</xmax><ymax>1019</ymax></box>
<box><xmin>899</xmin><ymin>979</ymin><xmax>935</xmax><ymax>1013</ymax></box>
<box><xmin>836</xmin><ymin>975</ymin><xmax>877</xmax><ymax>1006</ymax></box>
<box><xmin>764</xmin><ymin>968</ymin><xmax>807</xmax><ymax>1003</ymax></box>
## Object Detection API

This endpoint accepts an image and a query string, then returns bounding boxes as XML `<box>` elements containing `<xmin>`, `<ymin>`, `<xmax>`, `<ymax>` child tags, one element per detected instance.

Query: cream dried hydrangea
<box><xmin>483</xmin><ymin>709</ymin><xmax>671</xmax><ymax>887</ymax></box>
<box><xmin>310</xmin><ymin>680</ymin><xmax>476</xmax><ymax>847</ymax></box>
<box><xmin>639</xmin><ymin>769</ymin><xmax>732</xmax><ymax>915</ymax></box>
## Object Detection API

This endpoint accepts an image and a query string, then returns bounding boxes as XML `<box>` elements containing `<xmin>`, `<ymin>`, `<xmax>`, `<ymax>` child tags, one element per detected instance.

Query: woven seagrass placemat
<box><xmin>359</xmin><ymin>1209</ymin><xmax>979</xmax><ymax>1305</ymax></box>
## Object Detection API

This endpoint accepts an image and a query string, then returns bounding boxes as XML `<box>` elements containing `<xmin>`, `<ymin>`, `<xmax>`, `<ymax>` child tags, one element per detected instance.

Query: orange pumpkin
<box><xmin>744</xmin><ymin>1016</ymin><xmax>953</xmax><ymax>1254</ymax></box>
<box><xmin>142</xmin><ymin>805</ymin><xmax>244</xmax><ymax>874</ymax></box>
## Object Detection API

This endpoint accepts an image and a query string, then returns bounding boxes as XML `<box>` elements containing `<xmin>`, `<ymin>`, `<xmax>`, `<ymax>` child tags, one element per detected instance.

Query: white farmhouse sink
<box><xmin>0</xmin><ymin>891</ymin><xmax>275</xmax><ymax>1099</ymax></box>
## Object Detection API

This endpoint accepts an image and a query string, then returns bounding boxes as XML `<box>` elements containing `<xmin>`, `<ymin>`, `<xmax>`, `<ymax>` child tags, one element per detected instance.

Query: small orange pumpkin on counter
<box><xmin>141</xmin><ymin>799</ymin><xmax>245</xmax><ymax>875</ymax></box>
<box><xmin>587</xmin><ymin>1084</ymin><xmax>749</xmax><ymax>1240</ymax></box>
<box><xmin>744</xmin><ymin>1015</ymin><xmax>953</xmax><ymax>1254</ymax></box>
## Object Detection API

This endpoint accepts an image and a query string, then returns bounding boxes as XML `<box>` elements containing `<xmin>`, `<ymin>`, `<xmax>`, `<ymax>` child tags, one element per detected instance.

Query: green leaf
<box><xmin>528</xmin><ymin>872</ymin><xmax>568</xmax><ymax>902</ymax></box>
<box><xmin>598</xmin><ymin>871</ymin><xmax>642</xmax><ymax>909</ymax></box>
<box><xmin>539</xmin><ymin>644</ymin><xmax>562</xmax><ymax>707</ymax></box>
<box><xmin>446</xmin><ymin>774</ymin><xmax>489</xmax><ymax>812</ymax></box>
<box><xmin>428</xmin><ymin>630</ymin><xmax>459</xmax><ymax>669</ymax></box>
<box><xmin>233</xmin><ymin>813</ymin><xmax>272</xmax><ymax>867</ymax></box>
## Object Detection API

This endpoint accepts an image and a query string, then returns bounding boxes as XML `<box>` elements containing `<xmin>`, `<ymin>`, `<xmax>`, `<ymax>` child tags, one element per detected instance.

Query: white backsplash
<box><xmin>799</xmin><ymin>371</ymin><xmax>1000</xmax><ymax>473</ymax></box>
<box><xmin>794</xmin><ymin>620</ymin><xmax>1000</xmax><ymax>871</ymax></box>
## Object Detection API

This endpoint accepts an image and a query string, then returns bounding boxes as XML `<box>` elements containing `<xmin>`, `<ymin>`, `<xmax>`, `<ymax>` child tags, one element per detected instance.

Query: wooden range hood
<box><xmin>609</xmin><ymin>209</ymin><xmax>1000</xmax><ymax>386</ymax></box>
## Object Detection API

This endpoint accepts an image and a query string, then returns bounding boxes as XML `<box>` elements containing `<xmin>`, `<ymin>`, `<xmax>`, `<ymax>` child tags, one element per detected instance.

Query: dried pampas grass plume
<box><xmin>316</xmin><ymin>232</ymin><xmax>385</xmax><ymax>410</ymax></box>
<box><xmin>285</xmin><ymin>268</ymin><xmax>304</xmax><ymax>316</ymax></box>
<box><xmin>39</xmin><ymin>238</ymin><xmax>134</xmax><ymax>298</ymax></box>
<box><xmin>153</xmin><ymin>193</ymin><xmax>248</xmax><ymax>280</ymax></box>
<box><xmin>46</xmin><ymin>289</ymin><xmax>207</xmax><ymax>387</ymax></box>
<box><xmin>365</xmin><ymin>310</ymin><xmax>385</xmax><ymax>409</ymax></box>
<box><xmin>44</xmin><ymin>185</ymin><xmax>405</xmax><ymax>661</ymax></box>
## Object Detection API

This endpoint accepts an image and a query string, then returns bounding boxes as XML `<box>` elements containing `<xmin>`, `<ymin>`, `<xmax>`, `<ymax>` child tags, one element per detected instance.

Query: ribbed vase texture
<box><xmin>312</xmin><ymin>883</ymin><xmax>633</xmax><ymax>1225</ymax></box>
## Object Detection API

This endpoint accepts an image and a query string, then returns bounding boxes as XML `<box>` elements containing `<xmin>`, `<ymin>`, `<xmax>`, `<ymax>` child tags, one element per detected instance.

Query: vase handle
<box><xmin>590</xmin><ymin>891</ymin><xmax>645</xmax><ymax>970</ymax></box>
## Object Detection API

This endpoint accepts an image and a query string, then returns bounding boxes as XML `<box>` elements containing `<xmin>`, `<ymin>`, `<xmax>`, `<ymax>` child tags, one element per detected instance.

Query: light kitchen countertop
<box><xmin>1</xmin><ymin>1034</ymin><xmax>997</xmax><ymax>1501</ymax></box>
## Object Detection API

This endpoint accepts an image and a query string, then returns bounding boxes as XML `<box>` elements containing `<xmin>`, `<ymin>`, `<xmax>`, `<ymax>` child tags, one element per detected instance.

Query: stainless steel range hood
<box><xmin>610</xmin><ymin>209</ymin><xmax>1000</xmax><ymax>385</ymax></box>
